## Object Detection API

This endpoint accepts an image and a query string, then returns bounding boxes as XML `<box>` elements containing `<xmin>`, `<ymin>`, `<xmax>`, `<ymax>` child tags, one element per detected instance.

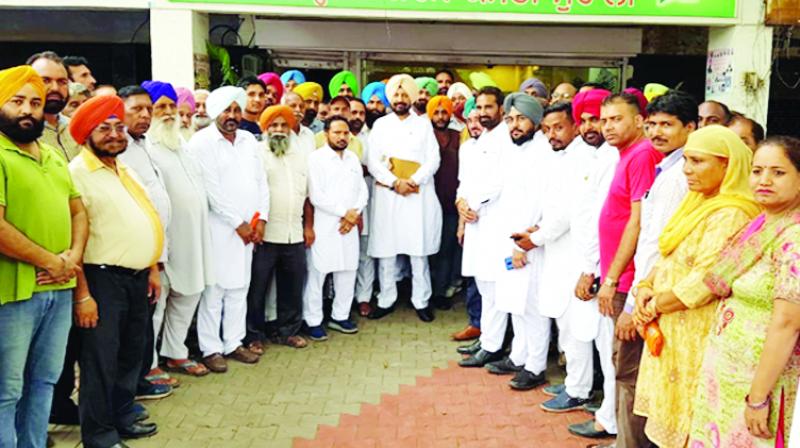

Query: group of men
<box><xmin>0</xmin><ymin>50</ymin><xmax>768</xmax><ymax>448</ymax></box>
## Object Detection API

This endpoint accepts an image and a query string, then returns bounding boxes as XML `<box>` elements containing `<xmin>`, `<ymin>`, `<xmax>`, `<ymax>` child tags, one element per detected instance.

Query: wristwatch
<box><xmin>603</xmin><ymin>277</ymin><xmax>618</xmax><ymax>288</ymax></box>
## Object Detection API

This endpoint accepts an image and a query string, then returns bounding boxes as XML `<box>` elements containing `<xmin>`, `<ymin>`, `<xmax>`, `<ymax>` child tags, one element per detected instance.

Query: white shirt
<box><xmin>625</xmin><ymin>147</ymin><xmax>688</xmax><ymax>312</ymax></box>
<box><xmin>295</xmin><ymin>126</ymin><xmax>316</xmax><ymax>157</ymax></box>
<box><xmin>149</xmin><ymin>142</ymin><xmax>215</xmax><ymax>296</ymax></box>
<box><xmin>262</xmin><ymin>136</ymin><xmax>308</xmax><ymax>244</ymax></box>
<box><xmin>458</xmin><ymin>123</ymin><xmax>510</xmax><ymax>281</ymax></box>
<box><xmin>574</xmin><ymin>141</ymin><xmax>620</xmax><ymax>275</ymax></box>
<box><xmin>366</xmin><ymin>112</ymin><xmax>443</xmax><ymax>257</ymax></box>
<box><xmin>119</xmin><ymin>135</ymin><xmax>172</xmax><ymax>263</ymax></box>
<box><xmin>307</xmin><ymin>146</ymin><xmax>369</xmax><ymax>273</ymax></box>
<box><xmin>357</xmin><ymin>128</ymin><xmax>373</xmax><ymax>236</ymax></box>
<box><xmin>188</xmin><ymin>125</ymin><xmax>270</xmax><ymax>289</ymax></box>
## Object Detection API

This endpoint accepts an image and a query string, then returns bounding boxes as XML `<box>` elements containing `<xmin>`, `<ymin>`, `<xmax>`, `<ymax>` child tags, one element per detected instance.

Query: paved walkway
<box><xmin>50</xmin><ymin>302</ymin><xmax>600</xmax><ymax>447</ymax></box>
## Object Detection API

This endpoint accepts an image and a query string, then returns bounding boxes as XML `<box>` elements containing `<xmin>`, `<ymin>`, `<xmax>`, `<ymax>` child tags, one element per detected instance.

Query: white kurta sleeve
<box><xmin>575</xmin><ymin>174</ymin><xmax>602</xmax><ymax>275</ymax></box>
<box><xmin>308</xmin><ymin>155</ymin><xmax>347</xmax><ymax>218</ymax></box>
<box><xmin>410</xmin><ymin>123</ymin><xmax>441</xmax><ymax>186</ymax></box>
<box><xmin>465</xmin><ymin>147</ymin><xmax>506</xmax><ymax>212</ymax></box>
<box><xmin>367</xmin><ymin>124</ymin><xmax>398</xmax><ymax>187</ymax></box>
<box><xmin>530</xmin><ymin>164</ymin><xmax>571</xmax><ymax>247</ymax></box>
<box><xmin>353</xmin><ymin>162</ymin><xmax>369</xmax><ymax>213</ymax></box>
<box><xmin>194</xmin><ymin>143</ymin><xmax>245</xmax><ymax>229</ymax></box>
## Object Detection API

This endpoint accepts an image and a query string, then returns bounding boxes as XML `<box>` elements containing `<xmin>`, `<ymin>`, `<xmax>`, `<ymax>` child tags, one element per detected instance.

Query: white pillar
<box><xmin>706</xmin><ymin>1</ymin><xmax>772</xmax><ymax>127</ymax></box>
<box><xmin>150</xmin><ymin>8</ymin><xmax>208</xmax><ymax>89</ymax></box>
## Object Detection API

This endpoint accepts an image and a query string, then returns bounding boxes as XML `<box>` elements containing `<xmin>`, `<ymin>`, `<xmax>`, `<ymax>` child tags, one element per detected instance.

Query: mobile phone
<box><xmin>589</xmin><ymin>277</ymin><xmax>601</xmax><ymax>295</ymax></box>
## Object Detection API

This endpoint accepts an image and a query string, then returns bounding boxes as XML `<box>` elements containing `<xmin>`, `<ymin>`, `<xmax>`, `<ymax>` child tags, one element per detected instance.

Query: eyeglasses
<box><xmin>551</xmin><ymin>93</ymin><xmax>573</xmax><ymax>101</ymax></box>
<box><xmin>93</xmin><ymin>124</ymin><xmax>127</xmax><ymax>135</ymax></box>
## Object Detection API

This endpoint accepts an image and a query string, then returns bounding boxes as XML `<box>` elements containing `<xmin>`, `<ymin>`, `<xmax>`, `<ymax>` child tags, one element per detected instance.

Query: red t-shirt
<box><xmin>599</xmin><ymin>139</ymin><xmax>663</xmax><ymax>293</ymax></box>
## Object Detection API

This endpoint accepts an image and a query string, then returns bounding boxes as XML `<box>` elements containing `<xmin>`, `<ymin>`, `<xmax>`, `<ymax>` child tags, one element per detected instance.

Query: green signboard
<box><xmin>168</xmin><ymin>0</ymin><xmax>736</xmax><ymax>19</ymax></box>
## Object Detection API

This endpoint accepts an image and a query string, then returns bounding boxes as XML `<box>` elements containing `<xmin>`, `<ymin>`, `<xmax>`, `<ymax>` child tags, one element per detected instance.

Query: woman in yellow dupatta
<box><xmin>631</xmin><ymin>125</ymin><xmax>761</xmax><ymax>447</ymax></box>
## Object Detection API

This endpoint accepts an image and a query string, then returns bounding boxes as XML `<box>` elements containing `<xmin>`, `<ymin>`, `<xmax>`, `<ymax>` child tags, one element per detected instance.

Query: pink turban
<box><xmin>571</xmin><ymin>88</ymin><xmax>612</xmax><ymax>123</ymax></box>
<box><xmin>175</xmin><ymin>87</ymin><xmax>195</xmax><ymax>114</ymax></box>
<box><xmin>257</xmin><ymin>72</ymin><xmax>284</xmax><ymax>102</ymax></box>
<box><xmin>623</xmin><ymin>87</ymin><xmax>649</xmax><ymax>117</ymax></box>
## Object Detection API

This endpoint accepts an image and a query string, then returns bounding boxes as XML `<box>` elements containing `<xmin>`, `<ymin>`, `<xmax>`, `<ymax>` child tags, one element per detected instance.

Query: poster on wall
<box><xmin>706</xmin><ymin>48</ymin><xmax>734</xmax><ymax>96</ymax></box>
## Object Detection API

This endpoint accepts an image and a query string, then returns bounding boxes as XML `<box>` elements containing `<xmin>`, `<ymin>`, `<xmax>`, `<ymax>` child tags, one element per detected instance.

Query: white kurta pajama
<box><xmin>189</xmin><ymin>125</ymin><xmax>270</xmax><ymax>357</ymax></box>
<box><xmin>118</xmin><ymin>135</ymin><xmax>172</xmax><ymax>369</ymax></box>
<box><xmin>572</xmin><ymin>140</ymin><xmax>620</xmax><ymax>434</ymax></box>
<box><xmin>149</xmin><ymin>140</ymin><xmax>215</xmax><ymax>361</ymax></box>
<box><xmin>367</xmin><ymin>112</ymin><xmax>442</xmax><ymax>310</ymax></box>
<box><xmin>355</xmin><ymin>128</ymin><xmax>377</xmax><ymax>304</ymax></box>
<box><xmin>305</xmin><ymin>146</ymin><xmax>369</xmax><ymax>326</ymax></box>
<box><xmin>529</xmin><ymin>137</ymin><xmax>598</xmax><ymax>399</ymax></box>
<box><xmin>458</xmin><ymin>122</ymin><xmax>513</xmax><ymax>353</ymax></box>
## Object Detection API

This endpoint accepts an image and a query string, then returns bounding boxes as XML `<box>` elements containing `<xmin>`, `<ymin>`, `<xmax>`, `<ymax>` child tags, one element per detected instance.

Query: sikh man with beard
<box><xmin>452</xmin><ymin>98</ymin><xmax>484</xmax><ymax>342</ymax></box>
<box><xmin>414</xmin><ymin>77</ymin><xmax>438</xmax><ymax>116</ymax></box>
<box><xmin>27</xmin><ymin>51</ymin><xmax>82</xmax><ymax>161</ymax></box>
<box><xmin>175</xmin><ymin>87</ymin><xmax>196</xmax><ymax>142</ymax></box>
<box><xmin>367</xmin><ymin>74</ymin><xmax>442</xmax><ymax>322</ymax></box>
<box><xmin>362</xmin><ymin>81</ymin><xmax>389</xmax><ymax>130</ymax></box>
<box><xmin>68</xmin><ymin>95</ymin><xmax>164</xmax><ymax>446</ymax></box>
<box><xmin>242</xmin><ymin>106</ymin><xmax>311</xmax><ymax>352</ymax></box>
<box><xmin>145</xmin><ymin>87</ymin><xmax>215</xmax><ymax>378</ymax></box>
<box><xmin>0</xmin><ymin>66</ymin><xmax>87</xmax><ymax>448</ymax></box>
<box><xmin>305</xmin><ymin>115</ymin><xmax>369</xmax><ymax>340</ymax></box>
<box><xmin>329</xmin><ymin>70</ymin><xmax>360</xmax><ymax>100</ymax></box>
<box><xmin>237</xmin><ymin>76</ymin><xmax>269</xmax><ymax>139</ymax></box>
<box><xmin>117</xmin><ymin>83</ymin><xmax>178</xmax><ymax>398</ymax></box>
<box><xmin>188</xmin><ymin>86</ymin><xmax>268</xmax><ymax>372</ymax></box>
<box><xmin>427</xmin><ymin>95</ymin><xmax>461</xmax><ymax>311</ymax></box>
<box><xmin>455</xmin><ymin>86</ymin><xmax>513</xmax><ymax>366</ymax></box>
<box><xmin>193</xmin><ymin>89</ymin><xmax>212</xmax><ymax>131</ymax></box>
<box><xmin>294</xmin><ymin>82</ymin><xmax>324</xmax><ymax>133</ymax></box>
<box><xmin>510</xmin><ymin>102</ymin><xmax>600</xmax><ymax>414</ymax></box>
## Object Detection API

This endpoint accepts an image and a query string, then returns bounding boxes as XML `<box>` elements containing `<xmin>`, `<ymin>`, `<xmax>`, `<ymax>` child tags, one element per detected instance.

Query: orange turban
<box><xmin>259</xmin><ymin>105</ymin><xmax>296</xmax><ymax>132</ymax></box>
<box><xmin>0</xmin><ymin>66</ymin><xmax>46</xmax><ymax>107</ymax></box>
<box><xmin>69</xmin><ymin>95</ymin><xmax>125</xmax><ymax>145</ymax></box>
<box><xmin>426</xmin><ymin>95</ymin><xmax>453</xmax><ymax>119</ymax></box>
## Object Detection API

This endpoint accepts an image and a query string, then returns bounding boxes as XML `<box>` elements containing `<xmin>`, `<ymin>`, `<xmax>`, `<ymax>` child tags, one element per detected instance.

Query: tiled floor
<box><xmin>50</xmin><ymin>300</ymin><xmax>602</xmax><ymax>447</ymax></box>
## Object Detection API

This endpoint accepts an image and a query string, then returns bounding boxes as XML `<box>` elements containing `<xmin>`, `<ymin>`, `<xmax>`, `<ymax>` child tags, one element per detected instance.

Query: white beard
<box><xmin>179</xmin><ymin>126</ymin><xmax>194</xmax><ymax>142</ymax></box>
<box><xmin>147</xmin><ymin>116</ymin><xmax>183</xmax><ymax>151</ymax></box>
<box><xmin>192</xmin><ymin>114</ymin><xmax>212</xmax><ymax>131</ymax></box>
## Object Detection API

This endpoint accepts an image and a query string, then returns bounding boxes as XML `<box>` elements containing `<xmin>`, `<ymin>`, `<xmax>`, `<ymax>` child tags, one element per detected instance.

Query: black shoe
<box><xmin>432</xmin><ymin>296</ymin><xmax>452</xmax><ymax>310</ymax></box>
<box><xmin>368</xmin><ymin>306</ymin><xmax>393</xmax><ymax>320</ymax></box>
<box><xmin>118</xmin><ymin>421</ymin><xmax>158</xmax><ymax>439</ymax></box>
<box><xmin>456</xmin><ymin>339</ymin><xmax>481</xmax><ymax>355</ymax></box>
<box><xmin>415</xmin><ymin>307</ymin><xmax>434</xmax><ymax>322</ymax></box>
<box><xmin>509</xmin><ymin>369</ymin><xmax>547</xmax><ymax>391</ymax></box>
<box><xmin>568</xmin><ymin>419</ymin><xmax>612</xmax><ymax>439</ymax></box>
<box><xmin>485</xmin><ymin>357</ymin><xmax>523</xmax><ymax>375</ymax></box>
<box><xmin>458</xmin><ymin>349</ymin><xmax>503</xmax><ymax>367</ymax></box>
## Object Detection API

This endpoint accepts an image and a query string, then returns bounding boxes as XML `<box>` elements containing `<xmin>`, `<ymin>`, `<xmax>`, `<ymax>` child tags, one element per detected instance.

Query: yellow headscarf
<box><xmin>658</xmin><ymin>125</ymin><xmax>761</xmax><ymax>256</ymax></box>
<box><xmin>0</xmin><ymin>65</ymin><xmax>46</xmax><ymax>106</ymax></box>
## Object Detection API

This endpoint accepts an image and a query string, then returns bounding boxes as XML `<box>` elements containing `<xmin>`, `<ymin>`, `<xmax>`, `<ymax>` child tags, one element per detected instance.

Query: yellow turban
<box><xmin>469</xmin><ymin>72</ymin><xmax>498</xmax><ymax>90</ymax></box>
<box><xmin>385</xmin><ymin>74</ymin><xmax>418</xmax><ymax>104</ymax></box>
<box><xmin>644</xmin><ymin>83</ymin><xmax>670</xmax><ymax>103</ymax></box>
<box><xmin>426</xmin><ymin>95</ymin><xmax>453</xmax><ymax>119</ymax></box>
<box><xmin>259</xmin><ymin>105</ymin><xmax>296</xmax><ymax>132</ymax></box>
<box><xmin>658</xmin><ymin>125</ymin><xmax>761</xmax><ymax>256</ymax></box>
<box><xmin>294</xmin><ymin>82</ymin><xmax>323</xmax><ymax>102</ymax></box>
<box><xmin>0</xmin><ymin>65</ymin><xmax>46</xmax><ymax>107</ymax></box>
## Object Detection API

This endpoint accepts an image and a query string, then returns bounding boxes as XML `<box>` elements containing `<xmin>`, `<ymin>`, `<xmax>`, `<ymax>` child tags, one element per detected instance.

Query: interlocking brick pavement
<box><xmin>49</xmin><ymin>301</ymin><xmax>601</xmax><ymax>448</ymax></box>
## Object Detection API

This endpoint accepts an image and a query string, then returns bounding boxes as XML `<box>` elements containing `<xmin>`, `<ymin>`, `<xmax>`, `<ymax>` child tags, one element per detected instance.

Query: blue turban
<box><xmin>519</xmin><ymin>77</ymin><xmax>548</xmax><ymax>98</ymax></box>
<box><xmin>141</xmin><ymin>80</ymin><xmax>177</xmax><ymax>104</ymax></box>
<box><xmin>361</xmin><ymin>81</ymin><xmax>389</xmax><ymax>107</ymax></box>
<box><xmin>280</xmin><ymin>69</ymin><xmax>306</xmax><ymax>86</ymax></box>
<box><xmin>503</xmin><ymin>92</ymin><xmax>544</xmax><ymax>126</ymax></box>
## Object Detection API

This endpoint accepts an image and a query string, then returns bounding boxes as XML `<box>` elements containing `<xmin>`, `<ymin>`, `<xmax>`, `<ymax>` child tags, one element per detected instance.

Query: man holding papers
<box><xmin>366</xmin><ymin>74</ymin><xmax>442</xmax><ymax>322</ymax></box>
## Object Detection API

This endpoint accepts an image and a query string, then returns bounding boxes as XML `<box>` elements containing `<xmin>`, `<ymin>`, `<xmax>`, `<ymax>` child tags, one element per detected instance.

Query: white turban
<box><xmin>206</xmin><ymin>86</ymin><xmax>246</xmax><ymax>120</ymax></box>
<box><xmin>385</xmin><ymin>74</ymin><xmax>419</xmax><ymax>104</ymax></box>
<box><xmin>447</xmin><ymin>82</ymin><xmax>473</xmax><ymax>101</ymax></box>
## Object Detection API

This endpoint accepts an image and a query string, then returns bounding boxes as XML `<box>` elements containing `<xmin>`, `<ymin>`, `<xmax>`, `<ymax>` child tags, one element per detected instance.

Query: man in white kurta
<box><xmin>456</xmin><ymin>87</ymin><xmax>515</xmax><ymax>368</ymax></box>
<box><xmin>305</xmin><ymin>117</ymin><xmax>369</xmax><ymax>339</ymax></box>
<box><xmin>147</xmin><ymin>104</ymin><xmax>215</xmax><ymax>377</ymax></box>
<box><xmin>366</xmin><ymin>74</ymin><xmax>442</xmax><ymax>322</ymax></box>
<box><xmin>188</xmin><ymin>86</ymin><xmax>269</xmax><ymax>372</ymax></box>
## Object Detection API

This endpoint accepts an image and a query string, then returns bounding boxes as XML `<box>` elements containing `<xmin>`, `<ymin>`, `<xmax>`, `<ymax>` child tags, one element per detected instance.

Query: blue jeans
<box><xmin>0</xmin><ymin>290</ymin><xmax>72</xmax><ymax>448</ymax></box>
<box><xmin>465</xmin><ymin>278</ymin><xmax>481</xmax><ymax>329</ymax></box>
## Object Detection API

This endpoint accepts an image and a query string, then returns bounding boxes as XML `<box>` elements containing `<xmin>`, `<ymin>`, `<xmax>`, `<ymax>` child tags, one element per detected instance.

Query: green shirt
<box><xmin>0</xmin><ymin>133</ymin><xmax>80</xmax><ymax>305</ymax></box>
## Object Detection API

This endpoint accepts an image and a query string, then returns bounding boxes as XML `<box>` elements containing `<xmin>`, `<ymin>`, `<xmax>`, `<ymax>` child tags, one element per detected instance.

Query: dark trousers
<box><xmin>612</xmin><ymin>292</ymin><xmax>650</xmax><ymax>448</ymax></box>
<box><xmin>245</xmin><ymin>242</ymin><xmax>305</xmax><ymax>342</ymax></box>
<box><xmin>430</xmin><ymin>213</ymin><xmax>461</xmax><ymax>298</ymax></box>
<box><xmin>137</xmin><ymin>301</ymin><xmax>157</xmax><ymax>391</ymax></box>
<box><xmin>79</xmin><ymin>265</ymin><xmax>149</xmax><ymax>448</ymax></box>
<box><xmin>465</xmin><ymin>277</ymin><xmax>481</xmax><ymax>329</ymax></box>
<box><xmin>50</xmin><ymin>327</ymin><xmax>81</xmax><ymax>423</ymax></box>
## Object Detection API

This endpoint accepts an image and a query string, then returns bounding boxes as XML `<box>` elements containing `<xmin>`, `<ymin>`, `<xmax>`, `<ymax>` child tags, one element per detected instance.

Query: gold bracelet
<box><xmin>637</xmin><ymin>280</ymin><xmax>654</xmax><ymax>291</ymax></box>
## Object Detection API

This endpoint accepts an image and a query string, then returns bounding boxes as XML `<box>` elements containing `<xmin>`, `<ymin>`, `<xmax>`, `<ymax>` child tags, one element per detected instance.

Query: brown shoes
<box><xmin>280</xmin><ymin>335</ymin><xmax>308</xmax><ymax>349</ymax></box>
<box><xmin>247</xmin><ymin>340</ymin><xmax>265</xmax><ymax>356</ymax></box>
<box><xmin>358</xmin><ymin>302</ymin><xmax>373</xmax><ymax>317</ymax></box>
<box><xmin>451</xmin><ymin>325</ymin><xmax>481</xmax><ymax>341</ymax></box>
<box><xmin>227</xmin><ymin>346</ymin><xmax>260</xmax><ymax>364</ymax></box>
<box><xmin>202</xmin><ymin>353</ymin><xmax>228</xmax><ymax>373</ymax></box>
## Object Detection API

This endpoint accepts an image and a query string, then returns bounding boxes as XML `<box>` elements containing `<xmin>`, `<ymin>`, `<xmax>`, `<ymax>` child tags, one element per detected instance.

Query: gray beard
<box><xmin>192</xmin><ymin>114</ymin><xmax>212</xmax><ymax>131</ymax></box>
<box><xmin>268</xmin><ymin>133</ymin><xmax>290</xmax><ymax>157</ymax></box>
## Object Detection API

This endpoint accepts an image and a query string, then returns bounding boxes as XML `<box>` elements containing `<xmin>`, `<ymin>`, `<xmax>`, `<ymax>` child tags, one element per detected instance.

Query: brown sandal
<box><xmin>247</xmin><ymin>340</ymin><xmax>265</xmax><ymax>356</ymax></box>
<box><xmin>165</xmin><ymin>358</ymin><xmax>210</xmax><ymax>377</ymax></box>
